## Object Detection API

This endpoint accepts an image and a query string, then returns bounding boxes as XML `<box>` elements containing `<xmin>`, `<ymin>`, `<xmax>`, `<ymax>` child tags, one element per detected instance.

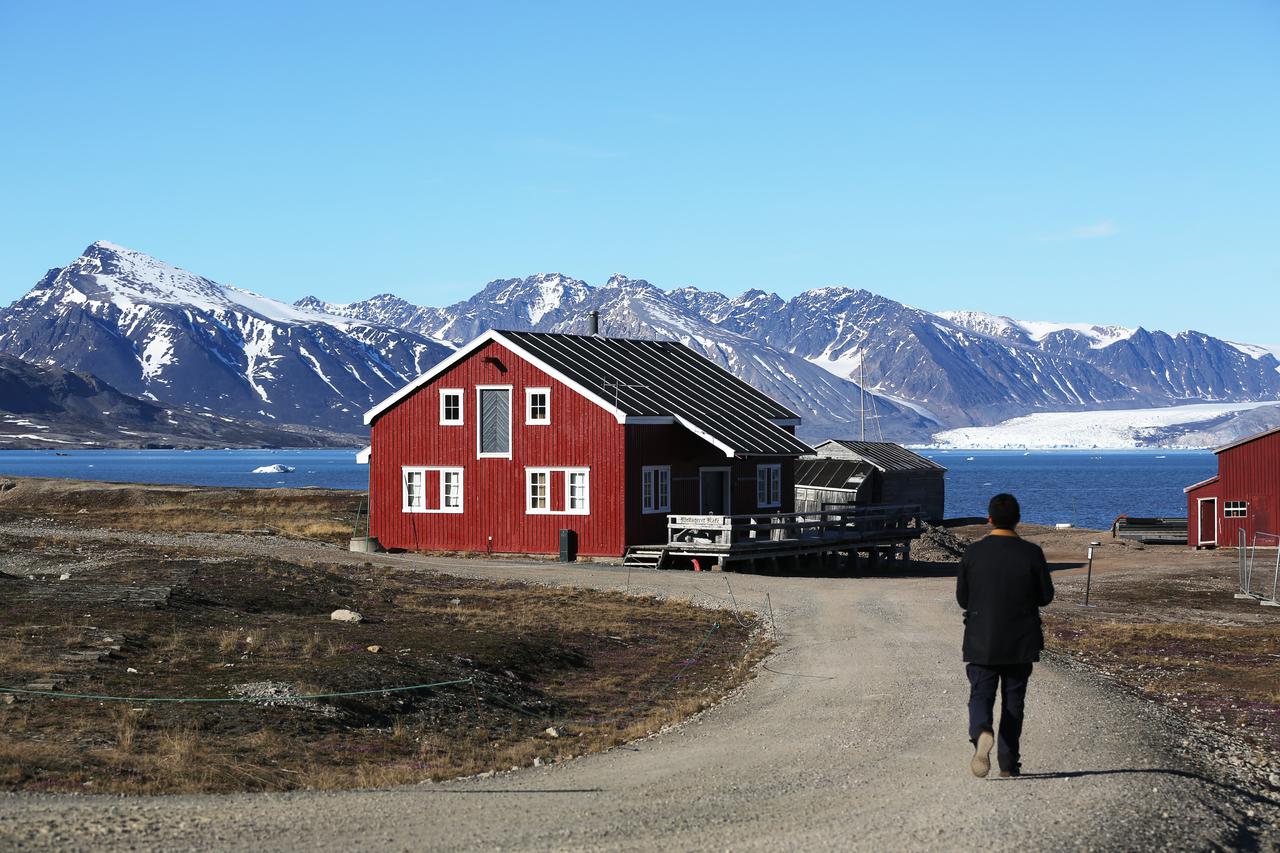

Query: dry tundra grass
<box><xmin>0</xmin><ymin>477</ymin><xmax>363</xmax><ymax>544</ymax></box>
<box><xmin>1</xmin><ymin>541</ymin><xmax>768</xmax><ymax>795</ymax></box>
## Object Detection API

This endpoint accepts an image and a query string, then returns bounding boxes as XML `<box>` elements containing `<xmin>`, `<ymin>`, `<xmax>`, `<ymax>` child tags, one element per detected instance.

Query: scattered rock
<box><xmin>366</xmin><ymin>645</ymin><xmax>382</xmax><ymax>654</ymax></box>
<box><xmin>450</xmin><ymin>598</ymin><xmax>461</xmax><ymax>606</ymax></box>
<box><xmin>330</xmin><ymin>609</ymin><xmax>363</xmax><ymax>623</ymax></box>
<box><xmin>912</xmin><ymin>523</ymin><xmax>973</xmax><ymax>562</ymax></box>
<box><xmin>1</xmin><ymin>693</ymin><xmax>16</xmax><ymax>705</ymax></box>
<box><xmin>532</xmin><ymin>757</ymin><xmax>544</xmax><ymax>767</ymax></box>
<box><xmin>126</xmin><ymin>667</ymin><xmax>138</xmax><ymax>674</ymax></box>
<box><xmin>58</xmin><ymin>573</ymin><xmax>71</xmax><ymax>581</ymax></box>
<box><xmin>545</xmin><ymin>726</ymin><xmax>562</xmax><ymax>738</ymax></box>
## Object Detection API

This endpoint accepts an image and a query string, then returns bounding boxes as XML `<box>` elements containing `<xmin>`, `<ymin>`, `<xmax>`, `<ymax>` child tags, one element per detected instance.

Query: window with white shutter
<box><xmin>477</xmin><ymin>386</ymin><xmax>512</xmax><ymax>457</ymax></box>
<box><xmin>402</xmin><ymin>467</ymin><xmax>463</xmax><ymax>513</ymax></box>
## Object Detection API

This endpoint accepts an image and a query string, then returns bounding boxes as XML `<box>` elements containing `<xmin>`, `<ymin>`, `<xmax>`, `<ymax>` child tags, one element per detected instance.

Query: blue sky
<box><xmin>2</xmin><ymin>2</ymin><xmax>1277</xmax><ymax>342</ymax></box>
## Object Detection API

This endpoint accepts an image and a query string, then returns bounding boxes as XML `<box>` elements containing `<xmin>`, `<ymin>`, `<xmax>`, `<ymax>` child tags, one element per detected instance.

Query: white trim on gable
<box><xmin>364</xmin><ymin>330</ymin><xmax>630</xmax><ymax>426</ymax></box>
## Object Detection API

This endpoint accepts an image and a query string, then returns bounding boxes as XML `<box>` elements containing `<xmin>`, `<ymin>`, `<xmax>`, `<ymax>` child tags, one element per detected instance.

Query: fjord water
<box><xmin>0</xmin><ymin>448</ymin><xmax>1216</xmax><ymax>531</ymax></box>
<box><xmin>924</xmin><ymin>449</ymin><xmax>1216</xmax><ymax>529</ymax></box>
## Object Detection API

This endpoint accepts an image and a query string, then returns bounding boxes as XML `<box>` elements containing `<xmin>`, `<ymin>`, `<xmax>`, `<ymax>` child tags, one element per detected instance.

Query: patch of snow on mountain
<box><xmin>930</xmin><ymin>400</ymin><xmax>1280</xmax><ymax>449</ymax></box>
<box><xmin>937</xmin><ymin>311</ymin><xmax>1025</xmax><ymax>341</ymax></box>
<box><xmin>1015</xmin><ymin>319</ymin><xmax>1135</xmax><ymax>349</ymax></box>
<box><xmin>805</xmin><ymin>351</ymin><xmax>864</xmax><ymax>380</ymax></box>
<box><xmin>223</xmin><ymin>286</ymin><xmax>358</xmax><ymax>327</ymax></box>
<box><xmin>138</xmin><ymin>333</ymin><xmax>174</xmax><ymax>380</ymax></box>
<box><xmin>873</xmin><ymin>392</ymin><xmax>940</xmax><ymax>424</ymax></box>
<box><xmin>1228</xmin><ymin>341</ymin><xmax>1280</xmax><ymax>361</ymax></box>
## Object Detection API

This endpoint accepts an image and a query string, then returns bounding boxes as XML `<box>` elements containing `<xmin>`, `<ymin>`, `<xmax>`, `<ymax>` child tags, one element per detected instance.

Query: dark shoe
<box><xmin>998</xmin><ymin>765</ymin><xmax>1022</xmax><ymax>778</ymax></box>
<box><xmin>970</xmin><ymin>730</ymin><xmax>994</xmax><ymax>778</ymax></box>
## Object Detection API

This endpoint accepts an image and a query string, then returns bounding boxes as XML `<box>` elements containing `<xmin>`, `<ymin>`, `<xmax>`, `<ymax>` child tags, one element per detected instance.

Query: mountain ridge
<box><xmin>4</xmin><ymin>242</ymin><xmax>1279</xmax><ymax>447</ymax></box>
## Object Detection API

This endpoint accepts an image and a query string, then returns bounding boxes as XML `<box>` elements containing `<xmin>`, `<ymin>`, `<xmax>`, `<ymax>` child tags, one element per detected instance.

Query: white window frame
<box><xmin>757</xmin><ymin>463</ymin><xmax>782</xmax><ymax>509</ymax></box>
<box><xmin>525</xmin><ymin>466</ymin><xmax>590</xmax><ymax>515</ymax></box>
<box><xmin>526</xmin><ymin>468</ymin><xmax>551</xmax><ymax>514</ymax></box>
<box><xmin>402</xmin><ymin>466</ymin><xmax>464</xmax><ymax>513</ymax></box>
<box><xmin>565</xmin><ymin>468</ymin><xmax>590</xmax><ymax>515</ymax></box>
<box><xmin>525</xmin><ymin>387</ymin><xmax>551</xmax><ymax>425</ymax></box>
<box><xmin>402</xmin><ymin>468</ymin><xmax>426</xmax><ymax>512</ymax></box>
<box><xmin>642</xmin><ymin>465</ymin><xmax>671</xmax><ymax>514</ymax></box>
<box><xmin>439</xmin><ymin>467</ymin><xmax>464</xmax><ymax>513</ymax></box>
<box><xmin>439</xmin><ymin>389</ymin><xmax>463</xmax><ymax>426</ymax></box>
<box><xmin>476</xmin><ymin>385</ymin><xmax>513</xmax><ymax>459</ymax></box>
<box><xmin>1225</xmin><ymin>500</ymin><xmax>1249</xmax><ymax>519</ymax></box>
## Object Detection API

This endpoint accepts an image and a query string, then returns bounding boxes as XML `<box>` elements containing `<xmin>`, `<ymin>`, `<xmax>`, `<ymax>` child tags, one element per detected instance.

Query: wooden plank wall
<box><xmin>369</xmin><ymin>340</ymin><xmax>627</xmax><ymax>556</ymax></box>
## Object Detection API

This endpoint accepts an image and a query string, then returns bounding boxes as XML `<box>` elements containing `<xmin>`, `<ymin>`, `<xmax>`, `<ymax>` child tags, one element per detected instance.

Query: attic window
<box><xmin>440</xmin><ymin>389</ymin><xmax>463</xmax><ymax>425</ymax></box>
<box><xmin>526</xmin><ymin>388</ymin><xmax>550</xmax><ymax>425</ymax></box>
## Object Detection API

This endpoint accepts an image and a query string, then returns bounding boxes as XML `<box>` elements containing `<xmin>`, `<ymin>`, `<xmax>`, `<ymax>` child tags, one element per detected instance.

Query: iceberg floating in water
<box><xmin>252</xmin><ymin>464</ymin><xmax>295</xmax><ymax>474</ymax></box>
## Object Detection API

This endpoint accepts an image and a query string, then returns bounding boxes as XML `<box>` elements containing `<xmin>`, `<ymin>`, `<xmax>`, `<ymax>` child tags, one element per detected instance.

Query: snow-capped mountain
<box><xmin>6</xmin><ymin>242</ymin><xmax>1277</xmax><ymax>447</ymax></box>
<box><xmin>314</xmin><ymin>276</ymin><xmax>1280</xmax><ymax>443</ymax></box>
<box><xmin>0</xmin><ymin>352</ymin><xmax>361</xmax><ymax>449</ymax></box>
<box><xmin>0</xmin><ymin>242</ymin><xmax>452</xmax><ymax>432</ymax></box>
<box><xmin>938</xmin><ymin>310</ymin><xmax>1280</xmax><ymax>406</ymax></box>
<box><xmin>306</xmin><ymin>274</ymin><xmax>933</xmax><ymax>440</ymax></box>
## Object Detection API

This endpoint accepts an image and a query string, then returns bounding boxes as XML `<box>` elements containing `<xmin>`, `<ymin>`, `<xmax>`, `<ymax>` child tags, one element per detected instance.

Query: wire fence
<box><xmin>1237</xmin><ymin>528</ymin><xmax>1280</xmax><ymax>607</ymax></box>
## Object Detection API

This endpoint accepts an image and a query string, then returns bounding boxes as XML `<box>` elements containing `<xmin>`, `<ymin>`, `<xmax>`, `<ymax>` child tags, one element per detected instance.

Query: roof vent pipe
<box><xmin>588</xmin><ymin>310</ymin><xmax>600</xmax><ymax>336</ymax></box>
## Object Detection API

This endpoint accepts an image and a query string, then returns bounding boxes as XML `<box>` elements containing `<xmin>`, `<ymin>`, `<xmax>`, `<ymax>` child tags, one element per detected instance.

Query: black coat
<box><xmin>956</xmin><ymin>535</ymin><xmax>1055</xmax><ymax>665</ymax></box>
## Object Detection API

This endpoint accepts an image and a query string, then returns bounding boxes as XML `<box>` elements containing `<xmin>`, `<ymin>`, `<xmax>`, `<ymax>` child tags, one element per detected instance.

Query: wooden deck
<box><xmin>624</xmin><ymin>504</ymin><xmax>923</xmax><ymax>571</ymax></box>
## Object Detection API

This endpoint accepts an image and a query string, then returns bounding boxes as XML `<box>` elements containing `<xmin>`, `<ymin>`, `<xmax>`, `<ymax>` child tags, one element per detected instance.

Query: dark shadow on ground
<box><xmin>429</xmin><ymin>788</ymin><xmax>606</xmax><ymax>794</ymax></box>
<box><xmin>1013</xmin><ymin>767</ymin><xmax>1279</xmax><ymax>808</ymax></box>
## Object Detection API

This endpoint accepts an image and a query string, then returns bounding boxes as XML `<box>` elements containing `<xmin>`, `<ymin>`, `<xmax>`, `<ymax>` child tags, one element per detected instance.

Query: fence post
<box><xmin>1236</xmin><ymin>528</ymin><xmax>1255</xmax><ymax>599</ymax></box>
<box><xmin>1265</xmin><ymin>545</ymin><xmax>1280</xmax><ymax>607</ymax></box>
<box><xmin>1078</xmin><ymin>546</ymin><xmax>1097</xmax><ymax>609</ymax></box>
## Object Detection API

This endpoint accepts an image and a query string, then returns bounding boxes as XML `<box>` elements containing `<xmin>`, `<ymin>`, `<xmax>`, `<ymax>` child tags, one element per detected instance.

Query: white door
<box><xmin>1197</xmin><ymin>498</ymin><xmax>1218</xmax><ymax>546</ymax></box>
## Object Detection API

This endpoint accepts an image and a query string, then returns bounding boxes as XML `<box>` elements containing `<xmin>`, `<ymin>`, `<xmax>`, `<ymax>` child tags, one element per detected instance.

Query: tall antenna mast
<box><xmin>858</xmin><ymin>348</ymin><xmax>883</xmax><ymax>442</ymax></box>
<box><xmin>859</xmin><ymin>350</ymin><xmax>866</xmax><ymax>442</ymax></box>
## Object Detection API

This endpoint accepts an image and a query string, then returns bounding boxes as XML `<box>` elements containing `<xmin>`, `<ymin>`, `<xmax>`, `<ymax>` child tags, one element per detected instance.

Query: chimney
<box><xmin>588</xmin><ymin>310</ymin><xmax>600</xmax><ymax>336</ymax></box>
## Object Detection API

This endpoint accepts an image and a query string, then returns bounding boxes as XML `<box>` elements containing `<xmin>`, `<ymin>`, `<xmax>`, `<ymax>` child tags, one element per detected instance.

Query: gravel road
<box><xmin>2</xmin><ymin>527</ymin><xmax>1278</xmax><ymax>851</ymax></box>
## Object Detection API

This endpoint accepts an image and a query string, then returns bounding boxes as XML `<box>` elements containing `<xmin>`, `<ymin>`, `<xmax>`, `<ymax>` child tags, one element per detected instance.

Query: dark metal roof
<box><xmin>815</xmin><ymin>440</ymin><xmax>947</xmax><ymax>472</ymax></box>
<box><xmin>794</xmin><ymin>458</ymin><xmax>872</xmax><ymax>490</ymax></box>
<box><xmin>500</xmin><ymin>331</ymin><xmax>811</xmax><ymax>457</ymax></box>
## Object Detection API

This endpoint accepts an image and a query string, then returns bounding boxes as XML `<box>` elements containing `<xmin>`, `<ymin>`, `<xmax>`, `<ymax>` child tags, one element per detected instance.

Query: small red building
<box><xmin>362</xmin><ymin>330</ymin><xmax>811</xmax><ymax>557</ymax></box>
<box><xmin>1185</xmin><ymin>426</ymin><xmax>1280</xmax><ymax>548</ymax></box>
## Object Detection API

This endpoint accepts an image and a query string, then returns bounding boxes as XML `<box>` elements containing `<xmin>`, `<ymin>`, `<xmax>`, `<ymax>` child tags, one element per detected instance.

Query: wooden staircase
<box><xmin>623</xmin><ymin>546</ymin><xmax>668</xmax><ymax>570</ymax></box>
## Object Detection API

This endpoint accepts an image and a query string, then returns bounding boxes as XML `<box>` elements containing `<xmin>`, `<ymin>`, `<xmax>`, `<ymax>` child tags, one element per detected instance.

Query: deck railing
<box><xmin>666</xmin><ymin>504</ymin><xmax>922</xmax><ymax>551</ymax></box>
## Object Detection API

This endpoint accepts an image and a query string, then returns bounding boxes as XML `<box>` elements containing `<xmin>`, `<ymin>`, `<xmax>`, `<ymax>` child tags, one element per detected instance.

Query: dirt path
<box><xmin>2</xmin><ymin>528</ymin><xmax>1277</xmax><ymax>851</ymax></box>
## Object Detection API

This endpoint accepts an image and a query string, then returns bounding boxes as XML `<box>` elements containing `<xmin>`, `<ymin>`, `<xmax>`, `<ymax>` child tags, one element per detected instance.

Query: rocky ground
<box><xmin>0</xmin><ymin>499</ymin><xmax>763</xmax><ymax>795</ymax></box>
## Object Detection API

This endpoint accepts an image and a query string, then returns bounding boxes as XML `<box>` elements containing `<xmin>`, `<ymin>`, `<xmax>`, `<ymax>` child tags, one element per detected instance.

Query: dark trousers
<box><xmin>966</xmin><ymin>662</ymin><xmax>1033</xmax><ymax>772</ymax></box>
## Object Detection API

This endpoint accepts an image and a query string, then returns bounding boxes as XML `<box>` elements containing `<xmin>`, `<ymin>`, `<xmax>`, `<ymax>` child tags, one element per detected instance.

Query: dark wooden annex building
<box><xmin>798</xmin><ymin>439</ymin><xmax>946</xmax><ymax>522</ymax></box>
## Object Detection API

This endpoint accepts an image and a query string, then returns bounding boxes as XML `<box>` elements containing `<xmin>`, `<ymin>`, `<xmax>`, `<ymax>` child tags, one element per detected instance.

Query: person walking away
<box><xmin>956</xmin><ymin>493</ymin><xmax>1054</xmax><ymax>778</ymax></box>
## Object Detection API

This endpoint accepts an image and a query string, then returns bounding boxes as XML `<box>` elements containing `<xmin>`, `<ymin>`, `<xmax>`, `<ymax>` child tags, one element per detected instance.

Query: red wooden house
<box><xmin>362</xmin><ymin>329</ymin><xmax>812</xmax><ymax>558</ymax></box>
<box><xmin>1185</xmin><ymin>425</ymin><xmax>1280</xmax><ymax>548</ymax></box>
